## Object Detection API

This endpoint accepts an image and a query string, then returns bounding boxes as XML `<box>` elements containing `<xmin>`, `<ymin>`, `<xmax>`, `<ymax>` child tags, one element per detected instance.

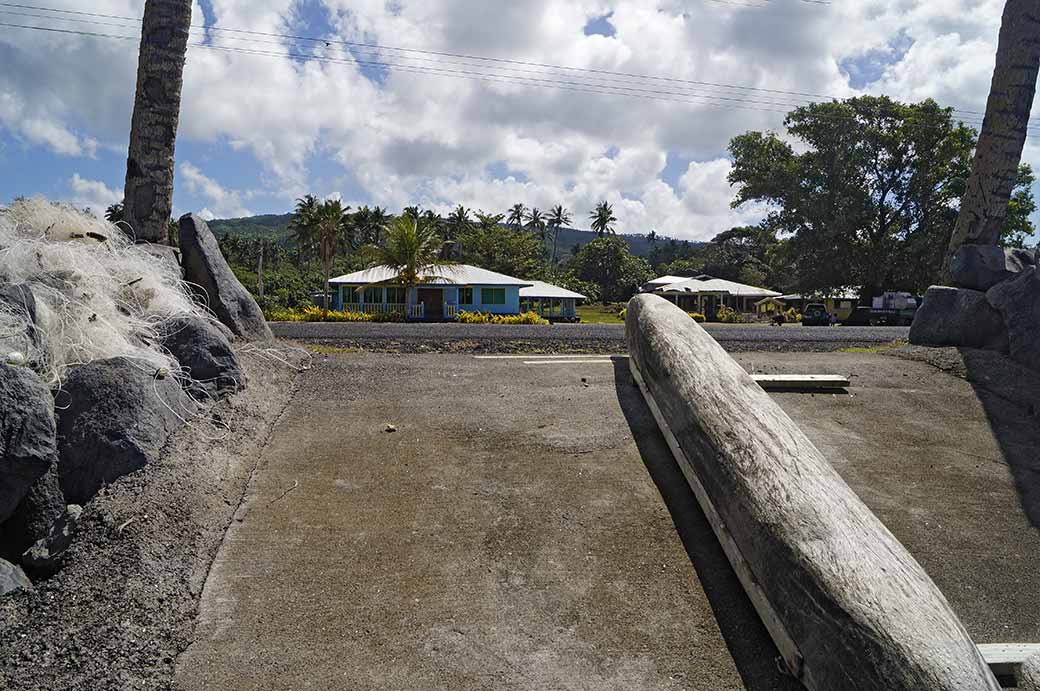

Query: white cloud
<box><xmin>1</xmin><ymin>0</ymin><xmax>1035</xmax><ymax>239</ymax></box>
<box><xmin>178</xmin><ymin>162</ymin><xmax>253</xmax><ymax>218</ymax></box>
<box><xmin>67</xmin><ymin>174</ymin><xmax>121</xmax><ymax>216</ymax></box>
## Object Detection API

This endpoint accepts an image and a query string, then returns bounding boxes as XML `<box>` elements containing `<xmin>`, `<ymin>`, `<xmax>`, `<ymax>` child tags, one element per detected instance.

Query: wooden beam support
<box><xmin>625</xmin><ymin>294</ymin><xmax>999</xmax><ymax>691</ymax></box>
<box><xmin>978</xmin><ymin>643</ymin><xmax>1040</xmax><ymax>685</ymax></box>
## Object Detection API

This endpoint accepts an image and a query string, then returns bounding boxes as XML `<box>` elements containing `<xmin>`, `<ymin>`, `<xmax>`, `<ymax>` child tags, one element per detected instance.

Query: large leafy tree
<box><xmin>459</xmin><ymin>212</ymin><xmax>546</xmax><ymax>277</ymax></box>
<box><xmin>946</xmin><ymin>0</ymin><xmax>1040</xmax><ymax>270</ymax></box>
<box><xmin>728</xmin><ymin>96</ymin><xmax>979</xmax><ymax>296</ymax></box>
<box><xmin>363</xmin><ymin>216</ymin><xmax>453</xmax><ymax>315</ymax></box>
<box><xmin>569</xmin><ymin>236</ymin><xmax>652</xmax><ymax>304</ymax></box>
<box><xmin>124</xmin><ymin>0</ymin><xmax>192</xmax><ymax>244</ymax></box>
<box><xmin>547</xmin><ymin>205</ymin><xmax>572</xmax><ymax>268</ymax></box>
<box><xmin>589</xmin><ymin>201</ymin><xmax>617</xmax><ymax>237</ymax></box>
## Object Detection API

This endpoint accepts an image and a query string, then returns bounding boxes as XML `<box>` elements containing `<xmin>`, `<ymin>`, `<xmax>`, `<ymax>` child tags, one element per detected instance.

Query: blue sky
<box><xmin>0</xmin><ymin>0</ymin><xmax>1036</xmax><ymax>241</ymax></box>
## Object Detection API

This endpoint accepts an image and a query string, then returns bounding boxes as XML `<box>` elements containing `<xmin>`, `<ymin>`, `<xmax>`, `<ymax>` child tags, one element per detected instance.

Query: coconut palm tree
<box><xmin>589</xmin><ymin>201</ymin><xmax>617</xmax><ymax>237</ymax></box>
<box><xmin>362</xmin><ymin>216</ymin><xmax>454</xmax><ymax>319</ymax></box>
<box><xmin>525</xmin><ymin>207</ymin><xmax>547</xmax><ymax>242</ymax></box>
<box><xmin>945</xmin><ymin>0</ymin><xmax>1040</xmax><ymax>274</ymax></box>
<box><xmin>291</xmin><ymin>196</ymin><xmax>351</xmax><ymax>313</ymax></box>
<box><xmin>507</xmin><ymin>203</ymin><xmax>526</xmax><ymax>230</ymax></box>
<box><xmin>548</xmin><ymin>204</ymin><xmax>572</xmax><ymax>267</ymax></box>
<box><xmin>444</xmin><ymin>205</ymin><xmax>473</xmax><ymax>258</ymax></box>
<box><xmin>104</xmin><ymin>202</ymin><xmax>125</xmax><ymax>224</ymax></box>
<box><xmin>123</xmin><ymin>0</ymin><xmax>193</xmax><ymax>244</ymax></box>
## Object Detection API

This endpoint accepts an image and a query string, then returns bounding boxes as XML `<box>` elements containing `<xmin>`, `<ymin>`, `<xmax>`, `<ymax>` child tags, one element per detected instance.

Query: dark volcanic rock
<box><xmin>987</xmin><ymin>267</ymin><xmax>1040</xmax><ymax>372</ymax></box>
<box><xmin>0</xmin><ymin>364</ymin><xmax>57</xmax><ymax>523</ymax></box>
<box><xmin>0</xmin><ymin>465</ymin><xmax>65</xmax><ymax>560</ymax></box>
<box><xmin>950</xmin><ymin>244</ymin><xmax>1035</xmax><ymax>291</ymax></box>
<box><xmin>161</xmin><ymin>314</ymin><xmax>246</xmax><ymax>399</ymax></box>
<box><xmin>138</xmin><ymin>242</ymin><xmax>183</xmax><ymax>278</ymax></box>
<box><xmin>21</xmin><ymin>504</ymin><xmax>82</xmax><ymax>578</ymax></box>
<box><xmin>178</xmin><ymin>214</ymin><xmax>272</xmax><ymax>341</ymax></box>
<box><xmin>0</xmin><ymin>283</ymin><xmax>46</xmax><ymax>370</ymax></box>
<box><xmin>56</xmin><ymin>357</ymin><xmax>195</xmax><ymax>504</ymax></box>
<box><xmin>0</xmin><ymin>557</ymin><xmax>31</xmax><ymax>595</ymax></box>
<box><xmin>909</xmin><ymin>286</ymin><xmax>1009</xmax><ymax>351</ymax></box>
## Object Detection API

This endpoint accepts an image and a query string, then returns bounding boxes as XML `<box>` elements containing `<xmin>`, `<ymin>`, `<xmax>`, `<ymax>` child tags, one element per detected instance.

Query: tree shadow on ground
<box><xmin>896</xmin><ymin>346</ymin><xmax>1040</xmax><ymax>526</ymax></box>
<box><xmin>611</xmin><ymin>359</ymin><xmax>802</xmax><ymax>691</ymax></box>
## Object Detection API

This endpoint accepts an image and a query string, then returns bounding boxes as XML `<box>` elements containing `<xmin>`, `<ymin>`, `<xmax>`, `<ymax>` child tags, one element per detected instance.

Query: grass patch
<box><xmin>839</xmin><ymin>340</ymin><xmax>908</xmax><ymax>354</ymax></box>
<box><xmin>576</xmin><ymin>303</ymin><xmax>626</xmax><ymax>324</ymax></box>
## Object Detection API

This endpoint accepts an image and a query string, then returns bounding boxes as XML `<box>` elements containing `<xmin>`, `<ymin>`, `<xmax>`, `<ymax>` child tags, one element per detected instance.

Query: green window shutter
<box><xmin>459</xmin><ymin>287</ymin><xmax>474</xmax><ymax>304</ymax></box>
<box><xmin>482</xmin><ymin>287</ymin><xmax>505</xmax><ymax>305</ymax></box>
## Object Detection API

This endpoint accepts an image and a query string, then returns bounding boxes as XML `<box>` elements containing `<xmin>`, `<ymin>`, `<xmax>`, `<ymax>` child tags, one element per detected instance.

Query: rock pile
<box><xmin>910</xmin><ymin>244</ymin><xmax>1040</xmax><ymax>372</ymax></box>
<box><xmin>0</xmin><ymin>205</ymin><xmax>266</xmax><ymax>591</ymax></box>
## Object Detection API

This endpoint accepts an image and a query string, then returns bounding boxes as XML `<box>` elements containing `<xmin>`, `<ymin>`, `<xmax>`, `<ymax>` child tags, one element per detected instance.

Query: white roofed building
<box><xmin>646</xmin><ymin>274</ymin><xmax>781</xmax><ymax>319</ymax></box>
<box><xmin>519</xmin><ymin>280</ymin><xmax>587</xmax><ymax>322</ymax></box>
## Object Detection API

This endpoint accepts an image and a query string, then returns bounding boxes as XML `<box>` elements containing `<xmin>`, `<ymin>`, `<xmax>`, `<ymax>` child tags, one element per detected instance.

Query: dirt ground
<box><xmin>0</xmin><ymin>345</ymin><xmax>307</xmax><ymax>690</ymax></box>
<box><xmin>176</xmin><ymin>349</ymin><xmax>1039</xmax><ymax>690</ymax></box>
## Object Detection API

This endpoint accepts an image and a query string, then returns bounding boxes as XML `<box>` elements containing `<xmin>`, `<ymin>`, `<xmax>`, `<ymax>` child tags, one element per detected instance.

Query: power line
<box><xmin>0</xmin><ymin>0</ymin><xmax>1014</xmax><ymax>124</ymax></box>
<box><xmin>1</xmin><ymin>15</ymin><xmax>1035</xmax><ymax>136</ymax></box>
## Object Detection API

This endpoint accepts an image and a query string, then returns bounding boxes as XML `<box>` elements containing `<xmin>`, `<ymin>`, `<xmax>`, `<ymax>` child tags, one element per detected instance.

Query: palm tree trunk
<box><xmin>124</xmin><ymin>0</ymin><xmax>192</xmax><ymax>245</ymax></box>
<box><xmin>945</xmin><ymin>0</ymin><xmax>1040</xmax><ymax>275</ymax></box>
<box><xmin>551</xmin><ymin>226</ymin><xmax>560</xmax><ymax>267</ymax></box>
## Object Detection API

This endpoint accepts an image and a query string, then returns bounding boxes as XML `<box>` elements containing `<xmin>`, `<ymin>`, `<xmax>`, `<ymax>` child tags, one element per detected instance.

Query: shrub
<box><xmin>687</xmin><ymin>312</ymin><xmax>706</xmax><ymax>322</ymax></box>
<box><xmin>617</xmin><ymin>308</ymin><xmax>627</xmax><ymax>321</ymax></box>
<box><xmin>264</xmin><ymin>306</ymin><xmax>372</xmax><ymax>322</ymax></box>
<box><xmin>456</xmin><ymin>310</ymin><xmax>548</xmax><ymax>325</ymax></box>
<box><xmin>784</xmin><ymin>307</ymin><xmax>801</xmax><ymax>323</ymax></box>
<box><xmin>715</xmin><ymin>305</ymin><xmax>747</xmax><ymax>324</ymax></box>
<box><xmin>370</xmin><ymin>310</ymin><xmax>406</xmax><ymax>323</ymax></box>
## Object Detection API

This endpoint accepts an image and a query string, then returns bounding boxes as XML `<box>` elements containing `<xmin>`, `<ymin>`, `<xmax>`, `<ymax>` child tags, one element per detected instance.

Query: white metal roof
<box><xmin>644</xmin><ymin>275</ymin><xmax>690</xmax><ymax>287</ymax></box>
<box><xmin>779</xmin><ymin>290</ymin><xmax>860</xmax><ymax>301</ymax></box>
<box><xmin>656</xmin><ymin>274</ymin><xmax>781</xmax><ymax>298</ymax></box>
<box><xmin>330</xmin><ymin>264</ymin><xmax>533</xmax><ymax>287</ymax></box>
<box><xmin>519</xmin><ymin>280</ymin><xmax>587</xmax><ymax>300</ymax></box>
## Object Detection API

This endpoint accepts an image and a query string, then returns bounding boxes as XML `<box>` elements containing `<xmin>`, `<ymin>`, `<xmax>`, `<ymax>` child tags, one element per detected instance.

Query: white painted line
<box><xmin>474</xmin><ymin>354</ymin><xmax>626</xmax><ymax>360</ymax></box>
<box><xmin>522</xmin><ymin>360</ymin><xmax>615</xmax><ymax>365</ymax></box>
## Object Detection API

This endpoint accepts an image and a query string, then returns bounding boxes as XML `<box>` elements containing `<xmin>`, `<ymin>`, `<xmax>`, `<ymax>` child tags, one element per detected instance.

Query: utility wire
<box><xmin>0</xmin><ymin>0</ymin><xmax>1014</xmax><ymax>124</ymax></box>
<box><xmin>1</xmin><ymin>15</ymin><xmax>1035</xmax><ymax>136</ymax></box>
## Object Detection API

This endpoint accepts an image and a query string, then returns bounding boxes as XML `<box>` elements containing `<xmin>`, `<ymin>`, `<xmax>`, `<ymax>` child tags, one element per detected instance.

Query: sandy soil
<box><xmin>0</xmin><ymin>345</ymin><xmax>307</xmax><ymax>690</ymax></box>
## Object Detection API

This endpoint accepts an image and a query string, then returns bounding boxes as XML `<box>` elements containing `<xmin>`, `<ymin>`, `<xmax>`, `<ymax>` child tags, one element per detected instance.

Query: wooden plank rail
<box><xmin>625</xmin><ymin>294</ymin><xmax>999</xmax><ymax>691</ymax></box>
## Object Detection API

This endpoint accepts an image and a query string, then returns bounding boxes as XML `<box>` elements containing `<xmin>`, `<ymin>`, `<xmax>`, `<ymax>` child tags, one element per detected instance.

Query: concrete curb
<box><xmin>626</xmin><ymin>293</ymin><xmax>998</xmax><ymax>691</ymax></box>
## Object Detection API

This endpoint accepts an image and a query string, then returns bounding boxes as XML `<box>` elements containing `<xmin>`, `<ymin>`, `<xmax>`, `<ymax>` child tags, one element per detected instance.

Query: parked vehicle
<box><xmin>801</xmin><ymin>303</ymin><xmax>830</xmax><ymax>326</ymax></box>
<box><xmin>840</xmin><ymin>292</ymin><xmax>920</xmax><ymax>326</ymax></box>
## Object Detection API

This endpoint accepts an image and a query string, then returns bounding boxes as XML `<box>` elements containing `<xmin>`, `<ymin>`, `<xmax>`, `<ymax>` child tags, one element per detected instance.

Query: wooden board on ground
<box><xmin>978</xmin><ymin>643</ymin><xmax>1040</xmax><ymax>682</ymax></box>
<box><xmin>751</xmin><ymin>374</ymin><xmax>850</xmax><ymax>390</ymax></box>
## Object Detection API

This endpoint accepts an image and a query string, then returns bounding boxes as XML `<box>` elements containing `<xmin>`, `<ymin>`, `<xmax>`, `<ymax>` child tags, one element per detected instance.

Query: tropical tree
<box><xmin>289</xmin><ymin>194</ymin><xmax>320</xmax><ymax>264</ymax></box>
<box><xmin>362</xmin><ymin>216</ymin><xmax>454</xmax><ymax>318</ymax></box>
<box><xmin>945</xmin><ymin>0</ymin><xmax>1040</xmax><ymax>272</ymax></box>
<box><xmin>547</xmin><ymin>204</ymin><xmax>572</xmax><ymax>267</ymax></box>
<box><xmin>507</xmin><ymin>203</ymin><xmax>526</xmax><ymax>230</ymax></box>
<box><xmin>291</xmin><ymin>196</ymin><xmax>352</xmax><ymax>313</ymax></box>
<box><xmin>525</xmin><ymin>207</ymin><xmax>547</xmax><ymax>243</ymax></box>
<box><xmin>353</xmin><ymin>206</ymin><xmax>390</xmax><ymax>248</ymax></box>
<box><xmin>728</xmin><ymin>96</ymin><xmax>978</xmax><ymax>296</ymax></box>
<box><xmin>589</xmin><ymin>201</ymin><xmax>617</xmax><ymax>237</ymax></box>
<box><xmin>104</xmin><ymin>202</ymin><xmax>125</xmax><ymax>224</ymax></box>
<box><xmin>444</xmin><ymin>205</ymin><xmax>474</xmax><ymax>258</ymax></box>
<box><xmin>459</xmin><ymin>214</ymin><xmax>545</xmax><ymax>277</ymax></box>
<box><xmin>123</xmin><ymin>0</ymin><xmax>193</xmax><ymax>244</ymax></box>
<box><xmin>569</xmin><ymin>236</ymin><xmax>652</xmax><ymax>303</ymax></box>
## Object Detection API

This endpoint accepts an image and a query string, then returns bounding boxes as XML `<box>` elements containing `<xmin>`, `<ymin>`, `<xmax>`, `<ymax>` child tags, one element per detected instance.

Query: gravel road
<box><xmin>271</xmin><ymin>321</ymin><xmax>910</xmax><ymax>353</ymax></box>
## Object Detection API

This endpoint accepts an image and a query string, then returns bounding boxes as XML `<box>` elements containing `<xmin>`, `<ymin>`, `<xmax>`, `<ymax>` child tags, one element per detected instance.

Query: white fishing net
<box><xmin>0</xmin><ymin>198</ymin><xmax>209</xmax><ymax>386</ymax></box>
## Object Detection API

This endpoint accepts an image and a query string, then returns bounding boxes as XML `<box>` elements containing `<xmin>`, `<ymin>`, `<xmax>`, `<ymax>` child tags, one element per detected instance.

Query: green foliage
<box><xmin>728</xmin><ymin>95</ymin><xmax>980</xmax><ymax>295</ymax></box>
<box><xmin>362</xmin><ymin>215</ymin><xmax>454</xmax><ymax>292</ymax></box>
<box><xmin>715</xmin><ymin>305</ymin><xmax>747</xmax><ymax>323</ymax></box>
<box><xmin>458</xmin><ymin>219</ymin><xmax>545</xmax><ymax>278</ymax></box>
<box><xmin>617</xmin><ymin>307</ymin><xmax>627</xmax><ymax>321</ymax></box>
<box><xmin>569</xmin><ymin>237</ymin><xmax>652</xmax><ymax>304</ymax></box>
<box><xmin>1002</xmin><ymin>165</ymin><xmax>1037</xmax><ymax>248</ymax></box>
<box><xmin>264</xmin><ymin>306</ymin><xmax>372</xmax><ymax>322</ymax></box>
<box><xmin>687</xmin><ymin>312</ymin><xmax>706</xmax><ymax>322</ymax></box>
<box><xmin>456</xmin><ymin>310</ymin><xmax>549</xmax><ymax>325</ymax></box>
<box><xmin>589</xmin><ymin>201</ymin><xmax>617</xmax><ymax>237</ymax></box>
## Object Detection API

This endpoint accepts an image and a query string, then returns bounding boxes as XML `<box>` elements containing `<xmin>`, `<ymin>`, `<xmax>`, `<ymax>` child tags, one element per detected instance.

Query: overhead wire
<box><xmin>0</xmin><ymin>6</ymin><xmax>1035</xmax><ymax>136</ymax></box>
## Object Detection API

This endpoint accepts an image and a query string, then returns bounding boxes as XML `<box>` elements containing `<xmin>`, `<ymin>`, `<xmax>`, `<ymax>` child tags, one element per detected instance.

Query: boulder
<box><xmin>0</xmin><ymin>558</ymin><xmax>31</xmax><ymax>595</ymax></box>
<box><xmin>909</xmin><ymin>286</ymin><xmax>1009</xmax><ymax>351</ymax></box>
<box><xmin>0</xmin><ymin>283</ymin><xmax>46</xmax><ymax>370</ymax></box>
<box><xmin>178</xmin><ymin>214</ymin><xmax>272</xmax><ymax>341</ymax></box>
<box><xmin>950</xmin><ymin>244</ymin><xmax>1035</xmax><ymax>291</ymax></box>
<box><xmin>21</xmin><ymin>504</ymin><xmax>82</xmax><ymax>578</ymax></box>
<box><xmin>138</xmin><ymin>242</ymin><xmax>183</xmax><ymax>278</ymax></box>
<box><xmin>987</xmin><ymin>267</ymin><xmax>1040</xmax><ymax>372</ymax></box>
<box><xmin>56</xmin><ymin>357</ymin><xmax>195</xmax><ymax>504</ymax></box>
<box><xmin>160</xmin><ymin>314</ymin><xmax>246</xmax><ymax>399</ymax></box>
<box><xmin>0</xmin><ymin>464</ymin><xmax>65</xmax><ymax>560</ymax></box>
<box><xmin>0</xmin><ymin>364</ymin><xmax>57</xmax><ymax>523</ymax></box>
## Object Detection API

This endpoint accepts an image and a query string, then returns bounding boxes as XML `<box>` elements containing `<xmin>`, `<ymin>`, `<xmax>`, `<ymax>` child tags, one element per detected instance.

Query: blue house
<box><xmin>328</xmin><ymin>264</ymin><xmax>534</xmax><ymax>320</ymax></box>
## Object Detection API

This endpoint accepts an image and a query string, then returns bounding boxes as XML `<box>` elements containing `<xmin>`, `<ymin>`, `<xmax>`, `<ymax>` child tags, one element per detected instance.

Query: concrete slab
<box><xmin>176</xmin><ymin>353</ymin><xmax>797</xmax><ymax>690</ymax></box>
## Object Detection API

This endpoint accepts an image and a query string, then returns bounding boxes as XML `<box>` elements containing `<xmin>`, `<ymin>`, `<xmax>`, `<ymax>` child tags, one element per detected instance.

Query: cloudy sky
<box><xmin>0</xmin><ymin>0</ymin><xmax>1036</xmax><ymax>241</ymax></box>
